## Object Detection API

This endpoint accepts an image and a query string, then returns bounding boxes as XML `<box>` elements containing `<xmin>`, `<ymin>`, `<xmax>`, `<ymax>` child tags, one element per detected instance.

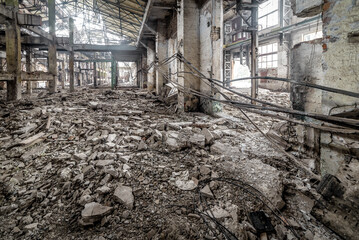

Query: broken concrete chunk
<box><xmin>81</xmin><ymin>202</ymin><xmax>113</xmax><ymax>224</ymax></box>
<box><xmin>89</xmin><ymin>101</ymin><xmax>100</xmax><ymax>110</ymax></box>
<box><xmin>137</xmin><ymin>140</ymin><xmax>148</xmax><ymax>151</ymax></box>
<box><xmin>74</xmin><ymin>152</ymin><xmax>87</xmax><ymax>161</ymax></box>
<box><xmin>188</xmin><ymin>134</ymin><xmax>205</xmax><ymax>148</ymax></box>
<box><xmin>107</xmin><ymin>134</ymin><xmax>117</xmax><ymax>143</ymax></box>
<box><xmin>200</xmin><ymin>165</ymin><xmax>211</xmax><ymax>175</ymax></box>
<box><xmin>210</xmin><ymin>142</ymin><xmax>227</xmax><ymax>154</ymax></box>
<box><xmin>82</xmin><ymin>165</ymin><xmax>95</xmax><ymax>176</ymax></box>
<box><xmin>24</xmin><ymin>223</ymin><xmax>38</xmax><ymax>230</ymax></box>
<box><xmin>96</xmin><ymin>186</ymin><xmax>111</xmax><ymax>194</ymax></box>
<box><xmin>53</xmin><ymin>107</ymin><xmax>63</xmax><ymax>113</ymax></box>
<box><xmin>114</xmin><ymin>186</ymin><xmax>134</xmax><ymax>209</ymax></box>
<box><xmin>166</xmin><ymin>138</ymin><xmax>179</xmax><ymax>151</ymax></box>
<box><xmin>95</xmin><ymin>160</ymin><xmax>115</xmax><ymax>167</ymax></box>
<box><xmin>60</xmin><ymin>167</ymin><xmax>72</xmax><ymax>181</ymax></box>
<box><xmin>103</xmin><ymin>165</ymin><xmax>119</xmax><ymax>178</ymax></box>
<box><xmin>206</xmin><ymin>206</ymin><xmax>230</xmax><ymax>219</ymax></box>
<box><xmin>237</xmin><ymin>159</ymin><xmax>285</xmax><ymax>209</ymax></box>
<box><xmin>175</xmin><ymin>179</ymin><xmax>198</xmax><ymax>191</ymax></box>
<box><xmin>153</xmin><ymin>129</ymin><xmax>163</xmax><ymax>141</ymax></box>
<box><xmin>202</xmin><ymin>128</ymin><xmax>214</xmax><ymax>145</ymax></box>
<box><xmin>78</xmin><ymin>194</ymin><xmax>94</xmax><ymax>206</ymax></box>
<box><xmin>200</xmin><ymin>185</ymin><xmax>214</xmax><ymax>198</ymax></box>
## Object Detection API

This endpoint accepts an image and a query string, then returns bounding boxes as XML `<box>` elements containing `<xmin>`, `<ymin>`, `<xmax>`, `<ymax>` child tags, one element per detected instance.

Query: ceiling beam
<box><xmin>136</xmin><ymin>0</ymin><xmax>153</xmax><ymax>47</ymax></box>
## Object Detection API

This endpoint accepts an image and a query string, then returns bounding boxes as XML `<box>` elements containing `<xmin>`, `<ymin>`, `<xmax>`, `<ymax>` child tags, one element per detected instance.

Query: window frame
<box><xmin>258</xmin><ymin>42</ymin><xmax>278</xmax><ymax>69</ymax></box>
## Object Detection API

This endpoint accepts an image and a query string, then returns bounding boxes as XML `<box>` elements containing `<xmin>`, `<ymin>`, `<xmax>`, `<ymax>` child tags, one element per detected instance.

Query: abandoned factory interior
<box><xmin>0</xmin><ymin>0</ymin><xmax>359</xmax><ymax>239</ymax></box>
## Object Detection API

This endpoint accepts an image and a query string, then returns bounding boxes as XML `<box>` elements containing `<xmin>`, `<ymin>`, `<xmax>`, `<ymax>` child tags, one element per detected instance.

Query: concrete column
<box><xmin>199</xmin><ymin>0</ymin><xmax>223</xmax><ymax>114</ymax></box>
<box><xmin>48</xmin><ymin>0</ymin><xmax>57</xmax><ymax>93</ymax></box>
<box><xmin>93</xmin><ymin>62</ymin><xmax>97</xmax><ymax>87</ymax></box>
<box><xmin>211</xmin><ymin>0</ymin><xmax>223</xmax><ymax>84</ymax></box>
<box><xmin>111</xmin><ymin>57</ymin><xmax>116</xmax><ymax>89</ymax></box>
<box><xmin>147</xmin><ymin>40</ymin><xmax>156</xmax><ymax>91</ymax></box>
<box><xmin>141</xmin><ymin>52</ymin><xmax>147</xmax><ymax>88</ymax></box>
<box><xmin>156</xmin><ymin>20</ymin><xmax>168</xmax><ymax>95</ymax></box>
<box><xmin>78</xmin><ymin>63</ymin><xmax>81</xmax><ymax>86</ymax></box>
<box><xmin>0</xmin><ymin>59</ymin><xmax>5</xmax><ymax>89</ymax></box>
<box><xmin>86</xmin><ymin>62</ymin><xmax>89</xmax><ymax>85</ymax></box>
<box><xmin>250</xmin><ymin>0</ymin><xmax>259</xmax><ymax>102</ymax></box>
<box><xmin>61</xmin><ymin>58</ymin><xmax>65</xmax><ymax>89</ymax></box>
<box><xmin>177</xmin><ymin>0</ymin><xmax>200</xmax><ymax>111</ymax></box>
<box><xmin>25</xmin><ymin>48</ymin><xmax>32</xmax><ymax>95</ymax></box>
<box><xmin>69</xmin><ymin>18</ymin><xmax>75</xmax><ymax>92</ymax></box>
<box><xmin>5</xmin><ymin>0</ymin><xmax>21</xmax><ymax>101</ymax></box>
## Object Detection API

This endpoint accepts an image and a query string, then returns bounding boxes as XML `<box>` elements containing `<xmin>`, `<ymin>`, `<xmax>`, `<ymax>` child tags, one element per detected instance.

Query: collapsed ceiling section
<box><xmin>18</xmin><ymin>0</ymin><xmax>148</xmax><ymax>44</ymax></box>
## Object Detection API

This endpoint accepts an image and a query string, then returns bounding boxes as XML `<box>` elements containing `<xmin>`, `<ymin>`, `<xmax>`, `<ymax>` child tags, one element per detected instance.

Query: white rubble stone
<box><xmin>78</xmin><ymin>194</ymin><xmax>94</xmax><ymax>206</ymax></box>
<box><xmin>95</xmin><ymin>160</ymin><xmax>114</xmax><ymax>167</ymax></box>
<box><xmin>107</xmin><ymin>134</ymin><xmax>117</xmax><ymax>143</ymax></box>
<box><xmin>236</xmin><ymin>159</ymin><xmax>285</xmax><ymax>209</ymax></box>
<box><xmin>96</xmin><ymin>186</ymin><xmax>111</xmax><ymax>194</ymax></box>
<box><xmin>188</xmin><ymin>134</ymin><xmax>205</xmax><ymax>148</ymax></box>
<box><xmin>123</xmin><ymin>164</ymin><xmax>131</xmax><ymax>171</ymax></box>
<box><xmin>89</xmin><ymin>101</ymin><xmax>100</xmax><ymax>110</ymax></box>
<box><xmin>114</xmin><ymin>186</ymin><xmax>134</xmax><ymax>209</ymax></box>
<box><xmin>60</xmin><ymin>167</ymin><xmax>72</xmax><ymax>181</ymax></box>
<box><xmin>104</xmin><ymin>165</ymin><xmax>119</xmax><ymax>178</ymax></box>
<box><xmin>74</xmin><ymin>152</ymin><xmax>87</xmax><ymax>161</ymax></box>
<box><xmin>202</xmin><ymin>128</ymin><xmax>214</xmax><ymax>145</ymax></box>
<box><xmin>53</xmin><ymin>107</ymin><xmax>63</xmax><ymax>113</ymax></box>
<box><xmin>200</xmin><ymin>165</ymin><xmax>211</xmax><ymax>175</ymax></box>
<box><xmin>200</xmin><ymin>185</ymin><xmax>214</xmax><ymax>198</ymax></box>
<box><xmin>137</xmin><ymin>140</ymin><xmax>148</xmax><ymax>151</ymax></box>
<box><xmin>210</xmin><ymin>142</ymin><xmax>228</xmax><ymax>154</ymax></box>
<box><xmin>206</xmin><ymin>206</ymin><xmax>230</xmax><ymax>219</ymax></box>
<box><xmin>81</xmin><ymin>202</ymin><xmax>112</xmax><ymax>223</ymax></box>
<box><xmin>24</xmin><ymin>223</ymin><xmax>38</xmax><ymax>230</ymax></box>
<box><xmin>166</xmin><ymin>138</ymin><xmax>179</xmax><ymax>151</ymax></box>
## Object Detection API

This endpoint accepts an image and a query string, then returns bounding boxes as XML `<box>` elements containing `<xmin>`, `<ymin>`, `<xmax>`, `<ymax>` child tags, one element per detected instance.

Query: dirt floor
<box><xmin>0</xmin><ymin>88</ymin><xmax>339</xmax><ymax>239</ymax></box>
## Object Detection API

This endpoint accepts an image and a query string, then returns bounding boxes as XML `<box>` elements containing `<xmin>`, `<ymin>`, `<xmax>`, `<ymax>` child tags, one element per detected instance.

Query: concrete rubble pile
<box><xmin>0</xmin><ymin>89</ymin><xmax>340</xmax><ymax>239</ymax></box>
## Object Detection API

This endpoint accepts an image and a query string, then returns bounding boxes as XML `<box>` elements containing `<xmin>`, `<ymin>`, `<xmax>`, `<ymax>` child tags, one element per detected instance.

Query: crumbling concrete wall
<box><xmin>176</xmin><ymin>0</ymin><xmax>201</xmax><ymax>111</ymax></box>
<box><xmin>291</xmin><ymin>0</ymin><xmax>359</xmax><ymax>174</ymax></box>
<box><xmin>199</xmin><ymin>0</ymin><xmax>223</xmax><ymax>114</ymax></box>
<box><xmin>320</xmin><ymin>0</ymin><xmax>359</xmax><ymax>175</ymax></box>
<box><xmin>294</xmin><ymin>0</ymin><xmax>323</xmax><ymax>17</ymax></box>
<box><xmin>147</xmin><ymin>40</ymin><xmax>156</xmax><ymax>92</ymax></box>
<box><xmin>291</xmin><ymin>40</ymin><xmax>323</xmax><ymax>155</ymax></box>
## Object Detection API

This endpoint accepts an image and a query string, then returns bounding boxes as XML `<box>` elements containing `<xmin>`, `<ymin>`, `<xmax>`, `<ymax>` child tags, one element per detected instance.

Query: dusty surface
<box><xmin>0</xmin><ymin>88</ymin><xmax>339</xmax><ymax>239</ymax></box>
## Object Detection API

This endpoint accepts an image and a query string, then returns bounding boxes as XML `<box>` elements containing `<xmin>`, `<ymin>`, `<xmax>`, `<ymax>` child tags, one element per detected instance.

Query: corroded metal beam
<box><xmin>136</xmin><ymin>0</ymin><xmax>154</xmax><ymax>47</ymax></box>
<box><xmin>0</xmin><ymin>71</ymin><xmax>54</xmax><ymax>81</ymax></box>
<box><xmin>0</xmin><ymin>5</ymin><xmax>42</xmax><ymax>26</ymax></box>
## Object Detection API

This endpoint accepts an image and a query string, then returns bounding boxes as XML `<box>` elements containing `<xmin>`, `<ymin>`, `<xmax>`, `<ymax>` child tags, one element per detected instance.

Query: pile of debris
<box><xmin>0</xmin><ymin>88</ymin><xmax>339</xmax><ymax>239</ymax></box>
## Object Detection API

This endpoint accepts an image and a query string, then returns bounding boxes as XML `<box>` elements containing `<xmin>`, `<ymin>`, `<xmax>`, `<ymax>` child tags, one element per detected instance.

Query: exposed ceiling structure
<box><xmin>18</xmin><ymin>0</ymin><xmax>148</xmax><ymax>44</ymax></box>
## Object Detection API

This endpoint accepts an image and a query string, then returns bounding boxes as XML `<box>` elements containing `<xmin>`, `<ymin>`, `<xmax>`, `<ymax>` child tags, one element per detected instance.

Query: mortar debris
<box><xmin>0</xmin><ymin>88</ymin><xmax>339</xmax><ymax>239</ymax></box>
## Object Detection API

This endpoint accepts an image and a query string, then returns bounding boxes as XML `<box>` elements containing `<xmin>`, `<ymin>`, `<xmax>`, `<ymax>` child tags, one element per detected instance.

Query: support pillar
<box><xmin>86</xmin><ymin>62</ymin><xmax>89</xmax><ymax>84</ymax></box>
<box><xmin>141</xmin><ymin>51</ymin><xmax>147</xmax><ymax>88</ymax></box>
<box><xmin>25</xmin><ymin>48</ymin><xmax>32</xmax><ymax>95</ymax></box>
<box><xmin>156</xmin><ymin>20</ymin><xmax>168</xmax><ymax>95</ymax></box>
<box><xmin>111</xmin><ymin>56</ymin><xmax>116</xmax><ymax>89</ymax></box>
<box><xmin>93</xmin><ymin>62</ymin><xmax>97</xmax><ymax>87</ymax></box>
<box><xmin>5</xmin><ymin>0</ymin><xmax>21</xmax><ymax>101</ymax></box>
<box><xmin>48</xmin><ymin>0</ymin><xmax>57</xmax><ymax>93</ymax></box>
<box><xmin>78</xmin><ymin>63</ymin><xmax>81</xmax><ymax>86</ymax></box>
<box><xmin>199</xmin><ymin>0</ymin><xmax>223</xmax><ymax>114</ymax></box>
<box><xmin>250</xmin><ymin>0</ymin><xmax>259</xmax><ymax>103</ymax></box>
<box><xmin>147</xmin><ymin>40</ymin><xmax>156</xmax><ymax>91</ymax></box>
<box><xmin>177</xmin><ymin>0</ymin><xmax>200</xmax><ymax>111</ymax></box>
<box><xmin>69</xmin><ymin>18</ymin><xmax>75</xmax><ymax>92</ymax></box>
<box><xmin>61</xmin><ymin>57</ymin><xmax>65</xmax><ymax>89</ymax></box>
